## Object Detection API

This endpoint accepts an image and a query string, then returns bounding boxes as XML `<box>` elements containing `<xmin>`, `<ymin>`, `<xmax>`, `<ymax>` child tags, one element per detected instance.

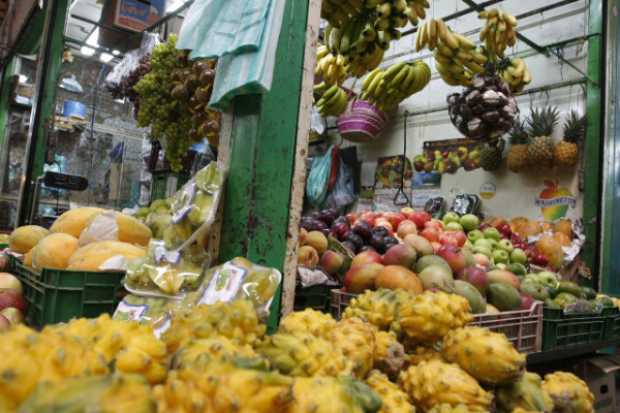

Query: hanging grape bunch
<box><xmin>184</xmin><ymin>60</ymin><xmax>221</xmax><ymax>148</ymax></box>
<box><xmin>134</xmin><ymin>35</ymin><xmax>221</xmax><ymax>171</ymax></box>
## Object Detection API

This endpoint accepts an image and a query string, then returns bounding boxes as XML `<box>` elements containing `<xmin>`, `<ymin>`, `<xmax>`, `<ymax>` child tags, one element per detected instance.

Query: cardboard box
<box><xmin>575</xmin><ymin>356</ymin><xmax>620</xmax><ymax>413</ymax></box>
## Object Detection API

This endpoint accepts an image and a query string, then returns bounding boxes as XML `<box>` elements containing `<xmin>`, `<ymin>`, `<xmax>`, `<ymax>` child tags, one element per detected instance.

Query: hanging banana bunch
<box><xmin>321</xmin><ymin>0</ymin><xmax>364</xmax><ymax>28</ymax></box>
<box><xmin>416</xmin><ymin>19</ymin><xmax>487</xmax><ymax>86</ymax></box>
<box><xmin>315</xmin><ymin>44</ymin><xmax>349</xmax><ymax>85</ymax></box>
<box><xmin>479</xmin><ymin>9</ymin><xmax>518</xmax><ymax>59</ymax></box>
<box><xmin>500</xmin><ymin>57</ymin><xmax>531</xmax><ymax>92</ymax></box>
<box><xmin>361</xmin><ymin>60</ymin><xmax>431</xmax><ymax>112</ymax></box>
<box><xmin>314</xmin><ymin>83</ymin><xmax>349</xmax><ymax>117</ymax></box>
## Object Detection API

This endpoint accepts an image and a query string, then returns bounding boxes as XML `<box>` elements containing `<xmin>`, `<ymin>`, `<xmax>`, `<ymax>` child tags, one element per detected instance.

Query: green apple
<box><xmin>483</xmin><ymin>227</ymin><xmax>502</xmax><ymax>241</ymax></box>
<box><xmin>445</xmin><ymin>222</ymin><xmax>464</xmax><ymax>232</ymax></box>
<box><xmin>464</xmin><ymin>240</ymin><xmax>474</xmax><ymax>250</ymax></box>
<box><xmin>467</xmin><ymin>230</ymin><xmax>484</xmax><ymax>243</ymax></box>
<box><xmin>459</xmin><ymin>214</ymin><xmax>480</xmax><ymax>231</ymax></box>
<box><xmin>508</xmin><ymin>262</ymin><xmax>527</xmax><ymax>276</ymax></box>
<box><xmin>487</xmin><ymin>238</ymin><xmax>498</xmax><ymax>249</ymax></box>
<box><xmin>473</xmin><ymin>245</ymin><xmax>492</xmax><ymax>258</ymax></box>
<box><xmin>510</xmin><ymin>248</ymin><xmax>527</xmax><ymax>265</ymax></box>
<box><xmin>474</xmin><ymin>238</ymin><xmax>492</xmax><ymax>250</ymax></box>
<box><xmin>493</xmin><ymin>249</ymin><xmax>510</xmax><ymax>264</ymax></box>
<box><xmin>497</xmin><ymin>239</ymin><xmax>514</xmax><ymax>253</ymax></box>
<box><xmin>442</xmin><ymin>212</ymin><xmax>460</xmax><ymax>225</ymax></box>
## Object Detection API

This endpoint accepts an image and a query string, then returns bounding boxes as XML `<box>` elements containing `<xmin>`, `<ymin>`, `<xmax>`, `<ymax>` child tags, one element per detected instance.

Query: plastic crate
<box><xmin>470</xmin><ymin>302</ymin><xmax>543</xmax><ymax>353</ymax></box>
<box><xmin>542</xmin><ymin>307</ymin><xmax>608</xmax><ymax>351</ymax></box>
<box><xmin>294</xmin><ymin>285</ymin><xmax>332</xmax><ymax>312</ymax></box>
<box><xmin>602</xmin><ymin>307</ymin><xmax>620</xmax><ymax>339</ymax></box>
<box><xmin>331</xmin><ymin>289</ymin><xmax>543</xmax><ymax>353</ymax></box>
<box><xmin>13</xmin><ymin>259</ymin><xmax>124</xmax><ymax>327</ymax></box>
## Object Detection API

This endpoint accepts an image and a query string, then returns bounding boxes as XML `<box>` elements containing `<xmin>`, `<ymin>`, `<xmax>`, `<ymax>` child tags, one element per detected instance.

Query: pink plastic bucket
<box><xmin>337</xmin><ymin>100</ymin><xmax>388</xmax><ymax>143</ymax></box>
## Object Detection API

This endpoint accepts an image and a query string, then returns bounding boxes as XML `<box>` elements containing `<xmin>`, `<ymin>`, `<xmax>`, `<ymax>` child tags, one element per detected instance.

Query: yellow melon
<box><xmin>9</xmin><ymin>225</ymin><xmax>50</xmax><ymax>253</ymax></box>
<box><xmin>116</xmin><ymin>214</ymin><xmax>152</xmax><ymax>246</ymax></box>
<box><xmin>67</xmin><ymin>241</ymin><xmax>146</xmax><ymax>271</ymax></box>
<box><xmin>50</xmin><ymin>207</ymin><xmax>104</xmax><ymax>238</ymax></box>
<box><xmin>32</xmin><ymin>233</ymin><xmax>79</xmax><ymax>270</ymax></box>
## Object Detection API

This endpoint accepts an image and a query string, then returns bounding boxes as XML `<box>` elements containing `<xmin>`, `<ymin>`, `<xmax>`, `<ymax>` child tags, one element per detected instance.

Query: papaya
<box><xmin>32</xmin><ymin>233</ymin><xmax>79</xmax><ymax>270</ymax></box>
<box><xmin>487</xmin><ymin>283</ymin><xmax>522</xmax><ymax>311</ymax></box>
<box><xmin>454</xmin><ymin>280</ymin><xmax>486</xmax><ymax>314</ymax></box>
<box><xmin>68</xmin><ymin>241</ymin><xmax>146</xmax><ymax>271</ymax></box>
<box><xmin>50</xmin><ymin>207</ymin><xmax>104</xmax><ymax>237</ymax></box>
<box><xmin>9</xmin><ymin>225</ymin><xmax>49</xmax><ymax>253</ymax></box>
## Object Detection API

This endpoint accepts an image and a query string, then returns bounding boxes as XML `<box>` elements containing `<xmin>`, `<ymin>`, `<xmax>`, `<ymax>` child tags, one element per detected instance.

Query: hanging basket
<box><xmin>337</xmin><ymin>100</ymin><xmax>388</xmax><ymax>143</ymax></box>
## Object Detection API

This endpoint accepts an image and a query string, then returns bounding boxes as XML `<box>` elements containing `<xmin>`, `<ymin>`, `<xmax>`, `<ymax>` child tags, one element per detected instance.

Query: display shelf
<box><xmin>527</xmin><ymin>338</ymin><xmax>620</xmax><ymax>365</ymax></box>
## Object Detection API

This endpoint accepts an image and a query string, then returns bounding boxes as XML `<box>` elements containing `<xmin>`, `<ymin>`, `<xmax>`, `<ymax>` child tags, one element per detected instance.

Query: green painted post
<box><xmin>0</xmin><ymin>58</ymin><xmax>16</xmax><ymax>149</ymax></box>
<box><xmin>219</xmin><ymin>0</ymin><xmax>309</xmax><ymax>330</ymax></box>
<box><xmin>582</xmin><ymin>0</ymin><xmax>604</xmax><ymax>288</ymax></box>
<box><xmin>16</xmin><ymin>0</ymin><xmax>69</xmax><ymax>225</ymax></box>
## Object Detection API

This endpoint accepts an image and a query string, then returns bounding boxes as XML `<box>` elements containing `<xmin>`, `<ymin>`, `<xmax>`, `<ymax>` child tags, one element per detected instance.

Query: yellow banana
<box><xmin>362</xmin><ymin>67</ymin><xmax>382</xmax><ymax>90</ymax></box>
<box><xmin>390</xmin><ymin>64</ymin><xmax>410</xmax><ymax>87</ymax></box>
<box><xmin>429</xmin><ymin>20</ymin><xmax>438</xmax><ymax>49</ymax></box>
<box><xmin>437</xmin><ymin>43</ymin><xmax>454</xmax><ymax>58</ymax></box>
<box><xmin>454</xmin><ymin>32</ymin><xmax>475</xmax><ymax>49</ymax></box>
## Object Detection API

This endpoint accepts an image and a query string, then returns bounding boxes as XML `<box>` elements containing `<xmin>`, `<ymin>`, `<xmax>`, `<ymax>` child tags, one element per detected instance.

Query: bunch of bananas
<box><xmin>316</xmin><ymin>44</ymin><xmax>348</xmax><ymax>85</ymax></box>
<box><xmin>323</xmin><ymin>0</ymin><xmax>431</xmax><ymax>78</ymax></box>
<box><xmin>480</xmin><ymin>9</ymin><xmax>518</xmax><ymax>58</ymax></box>
<box><xmin>416</xmin><ymin>19</ymin><xmax>487</xmax><ymax>86</ymax></box>
<box><xmin>361</xmin><ymin>60</ymin><xmax>431</xmax><ymax>112</ymax></box>
<box><xmin>314</xmin><ymin>83</ymin><xmax>349</xmax><ymax>117</ymax></box>
<box><xmin>500</xmin><ymin>58</ymin><xmax>531</xmax><ymax>92</ymax></box>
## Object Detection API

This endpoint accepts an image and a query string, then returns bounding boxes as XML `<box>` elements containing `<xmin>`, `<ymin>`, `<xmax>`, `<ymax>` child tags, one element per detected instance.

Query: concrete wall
<box><xmin>330</xmin><ymin>0</ymin><xmax>588</xmax><ymax>221</ymax></box>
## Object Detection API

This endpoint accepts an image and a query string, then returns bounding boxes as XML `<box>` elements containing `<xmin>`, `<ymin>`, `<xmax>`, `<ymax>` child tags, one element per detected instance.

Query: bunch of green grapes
<box><xmin>134</xmin><ymin>35</ymin><xmax>194</xmax><ymax>171</ymax></box>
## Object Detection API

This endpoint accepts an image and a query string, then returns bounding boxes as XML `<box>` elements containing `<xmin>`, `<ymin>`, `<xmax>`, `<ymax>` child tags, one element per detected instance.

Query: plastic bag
<box><xmin>105</xmin><ymin>32</ymin><xmax>159</xmax><ymax>91</ymax></box>
<box><xmin>306</xmin><ymin>145</ymin><xmax>334</xmax><ymax>208</ymax></box>
<box><xmin>324</xmin><ymin>160</ymin><xmax>356</xmax><ymax>209</ymax></box>
<box><xmin>78</xmin><ymin>211</ymin><xmax>119</xmax><ymax>246</ymax></box>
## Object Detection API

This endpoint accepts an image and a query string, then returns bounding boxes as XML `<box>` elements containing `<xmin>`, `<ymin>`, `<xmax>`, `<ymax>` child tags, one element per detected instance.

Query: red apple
<box><xmin>344</xmin><ymin>263</ymin><xmax>384</xmax><ymax>293</ymax></box>
<box><xmin>384</xmin><ymin>212</ymin><xmax>407</xmax><ymax>229</ymax></box>
<box><xmin>437</xmin><ymin>245</ymin><xmax>467</xmax><ymax>274</ymax></box>
<box><xmin>451</xmin><ymin>231</ymin><xmax>467</xmax><ymax>247</ymax></box>
<box><xmin>0</xmin><ymin>307</ymin><xmax>23</xmax><ymax>325</ymax></box>
<box><xmin>0</xmin><ymin>314</ymin><xmax>9</xmax><ymax>331</ymax></box>
<box><xmin>520</xmin><ymin>294</ymin><xmax>535</xmax><ymax>310</ymax></box>
<box><xmin>439</xmin><ymin>232</ymin><xmax>459</xmax><ymax>247</ymax></box>
<box><xmin>431</xmin><ymin>242</ymin><xmax>442</xmax><ymax>253</ymax></box>
<box><xmin>382</xmin><ymin>244</ymin><xmax>417</xmax><ymax>268</ymax></box>
<box><xmin>461</xmin><ymin>266</ymin><xmax>488</xmax><ymax>294</ymax></box>
<box><xmin>375</xmin><ymin>265</ymin><xmax>423</xmax><ymax>294</ymax></box>
<box><xmin>0</xmin><ymin>272</ymin><xmax>22</xmax><ymax>295</ymax></box>
<box><xmin>352</xmin><ymin>250</ymin><xmax>383</xmax><ymax>267</ymax></box>
<box><xmin>473</xmin><ymin>253</ymin><xmax>491</xmax><ymax>269</ymax></box>
<box><xmin>0</xmin><ymin>290</ymin><xmax>25</xmax><ymax>312</ymax></box>
<box><xmin>400</xmin><ymin>207</ymin><xmax>415</xmax><ymax>219</ymax></box>
<box><xmin>410</xmin><ymin>211</ymin><xmax>432</xmax><ymax>230</ymax></box>
<box><xmin>360</xmin><ymin>212</ymin><xmax>378</xmax><ymax>226</ymax></box>
<box><xmin>397</xmin><ymin>220</ymin><xmax>418</xmax><ymax>239</ymax></box>
<box><xmin>425</xmin><ymin>219</ymin><xmax>444</xmax><ymax>231</ymax></box>
<box><xmin>319</xmin><ymin>250</ymin><xmax>345</xmax><ymax>275</ymax></box>
<box><xmin>420</xmin><ymin>227</ymin><xmax>440</xmax><ymax>243</ymax></box>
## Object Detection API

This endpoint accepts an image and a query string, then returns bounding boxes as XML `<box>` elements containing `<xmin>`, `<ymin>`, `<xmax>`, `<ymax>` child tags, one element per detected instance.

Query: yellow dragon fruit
<box><xmin>343</xmin><ymin>288</ymin><xmax>411</xmax><ymax>330</ymax></box>
<box><xmin>427</xmin><ymin>403</ymin><xmax>489</xmax><ymax>413</ymax></box>
<box><xmin>279</xmin><ymin>308</ymin><xmax>336</xmax><ymax>339</ymax></box>
<box><xmin>442</xmin><ymin>326</ymin><xmax>525</xmax><ymax>385</ymax></box>
<box><xmin>257</xmin><ymin>332</ymin><xmax>350</xmax><ymax>377</ymax></box>
<box><xmin>372</xmin><ymin>330</ymin><xmax>406</xmax><ymax>380</ymax></box>
<box><xmin>288</xmin><ymin>376</ymin><xmax>382</xmax><ymax>413</ymax></box>
<box><xmin>331</xmin><ymin>317</ymin><xmax>376</xmax><ymax>378</ymax></box>
<box><xmin>172</xmin><ymin>336</ymin><xmax>259</xmax><ymax>369</ymax></box>
<box><xmin>542</xmin><ymin>372</ymin><xmax>594</xmax><ymax>413</ymax></box>
<box><xmin>366</xmin><ymin>370</ymin><xmax>415</xmax><ymax>413</ymax></box>
<box><xmin>496</xmin><ymin>371</ymin><xmax>554</xmax><ymax>413</ymax></box>
<box><xmin>393</xmin><ymin>291</ymin><xmax>472</xmax><ymax>345</ymax></box>
<box><xmin>408</xmin><ymin>346</ymin><xmax>444</xmax><ymax>366</ymax></box>
<box><xmin>399</xmin><ymin>359</ymin><xmax>493</xmax><ymax>412</ymax></box>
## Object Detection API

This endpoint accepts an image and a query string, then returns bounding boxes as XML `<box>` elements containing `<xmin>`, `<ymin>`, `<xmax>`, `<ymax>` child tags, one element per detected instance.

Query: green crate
<box><xmin>602</xmin><ymin>307</ymin><xmax>620</xmax><ymax>339</ymax></box>
<box><xmin>151</xmin><ymin>172</ymin><xmax>190</xmax><ymax>203</ymax></box>
<box><xmin>542</xmin><ymin>307</ymin><xmax>607</xmax><ymax>351</ymax></box>
<box><xmin>294</xmin><ymin>285</ymin><xmax>332</xmax><ymax>312</ymax></box>
<box><xmin>13</xmin><ymin>260</ymin><xmax>124</xmax><ymax>327</ymax></box>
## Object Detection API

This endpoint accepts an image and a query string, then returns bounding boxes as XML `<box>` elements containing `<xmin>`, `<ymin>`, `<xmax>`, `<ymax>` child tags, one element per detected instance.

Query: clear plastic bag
<box><xmin>324</xmin><ymin>160</ymin><xmax>356</xmax><ymax>209</ymax></box>
<box><xmin>105</xmin><ymin>32</ymin><xmax>159</xmax><ymax>91</ymax></box>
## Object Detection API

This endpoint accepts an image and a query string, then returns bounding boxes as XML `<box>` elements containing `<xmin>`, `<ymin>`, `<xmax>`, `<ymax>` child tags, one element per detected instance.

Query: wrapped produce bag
<box><xmin>124</xmin><ymin>162</ymin><xmax>225</xmax><ymax>296</ymax></box>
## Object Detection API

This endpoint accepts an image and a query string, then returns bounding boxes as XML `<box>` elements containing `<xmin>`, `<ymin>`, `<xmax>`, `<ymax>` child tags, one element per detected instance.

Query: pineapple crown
<box><xmin>509</xmin><ymin>120</ymin><xmax>529</xmax><ymax>145</ymax></box>
<box><xmin>563</xmin><ymin>110</ymin><xmax>586</xmax><ymax>143</ymax></box>
<box><xmin>526</xmin><ymin>106</ymin><xmax>559</xmax><ymax>138</ymax></box>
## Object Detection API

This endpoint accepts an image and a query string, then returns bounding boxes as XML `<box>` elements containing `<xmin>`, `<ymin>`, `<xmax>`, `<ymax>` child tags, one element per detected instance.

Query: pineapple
<box><xmin>527</xmin><ymin>107</ymin><xmax>559</xmax><ymax>167</ymax></box>
<box><xmin>479</xmin><ymin>139</ymin><xmax>505</xmax><ymax>171</ymax></box>
<box><xmin>441</xmin><ymin>326</ymin><xmax>525</xmax><ymax>385</ymax></box>
<box><xmin>554</xmin><ymin>110</ymin><xmax>585</xmax><ymax>166</ymax></box>
<box><xmin>506</xmin><ymin>120</ymin><xmax>530</xmax><ymax>172</ymax></box>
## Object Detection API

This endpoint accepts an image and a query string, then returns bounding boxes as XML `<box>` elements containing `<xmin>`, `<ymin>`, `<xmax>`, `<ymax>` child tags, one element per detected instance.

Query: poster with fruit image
<box><xmin>413</xmin><ymin>138</ymin><xmax>483</xmax><ymax>174</ymax></box>
<box><xmin>535</xmin><ymin>180</ymin><xmax>576</xmax><ymax>221</ymax></box>
<box><xmin>374</xmin><ymin>155</ymin><xmax>413</xmax><ymax>189</ymax></box>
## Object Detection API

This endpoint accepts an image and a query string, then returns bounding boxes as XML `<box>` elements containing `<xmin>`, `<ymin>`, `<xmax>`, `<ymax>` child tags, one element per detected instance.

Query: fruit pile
<box><xmin>361</xmin><ymin>60</ymin><xmax>431</xmax><ymax>112</ymax></box>
<box><xmin>413</xmin><ymin>145</ymin><xmax>482</xmax><ymax>174</ymax></box>
<box><xmin>8</xmin><ymin>208</ymin><xmax>150</xmax><ymax>272</ymax></box>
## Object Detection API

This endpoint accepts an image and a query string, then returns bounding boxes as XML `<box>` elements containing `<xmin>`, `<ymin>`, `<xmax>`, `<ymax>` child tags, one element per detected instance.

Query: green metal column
<box><xmin>16</xmin><ymin>0</ymin><xmax>69</xmax><ymax>225</ymax></box>
<box><xmin>0</xmin><ymin>58</ymin><xmax>17</xmax><ymax>148</ymax></box>
<box><xmin>219</xmin><ymin>0</ymin><xmax>309</xmax><ymax>330</ymax></box>
<box><xmin>582</xmin><ymin>0</ymin><xmax>604</xmax><ymax>287</ymax></box>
